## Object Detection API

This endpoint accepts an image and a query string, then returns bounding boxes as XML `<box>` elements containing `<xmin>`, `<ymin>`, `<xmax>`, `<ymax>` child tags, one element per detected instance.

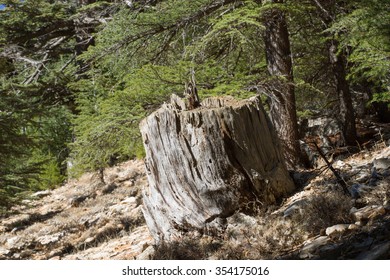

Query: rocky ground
<box><xmin>0</xmin><ymin>160</ymin><xmax>154</xmax><ymax>260</ymax></box>
<box><xmin>0</xmin><ymin>144</ymin><xmax>389</xmax><ymax>260</ymax></box>
<box><xmin>281</xmin><ymin>144</ymin><xmax>390</xmax><ymax>259</ymax></box>
<box><xmin>152</xmin><ymin>144</ymin><xmax>390</xmax><ymax>260</ymax></box>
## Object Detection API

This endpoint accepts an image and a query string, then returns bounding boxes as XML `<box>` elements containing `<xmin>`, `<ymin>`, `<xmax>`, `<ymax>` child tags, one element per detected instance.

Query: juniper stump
<box><xmin>140</xmin><ymin>95</ymin><xmax>295</xmax><ymax>242</ymax></box>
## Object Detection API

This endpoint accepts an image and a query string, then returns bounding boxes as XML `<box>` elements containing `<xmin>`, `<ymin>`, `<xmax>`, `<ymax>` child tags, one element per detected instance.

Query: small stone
<box><xmin>299</xmin><ymin>236</ymin><xmax>329</xmax><ymax>258</ymax></box>
<box><xmin>0</xmin><ymin>247</ymin><xmax>10</xmax><ymax>257</ymax></box>
<box><xmin>31</xmin><ymin>190</ymin><xmax>51</xmax><ymax>198</ymax></box>
<box><xmin>36</xmin><ymin>232</ymin><xmax>65</xmax><ymax>245</ymax></box>
<box><xmin>121</xmin><ymin>197</ymin><xmax>137</xmax><ymax>205</ymax></box>
<box><xmin>348</xmin><ymin>224</ymin><xmax>359</xmax><ymax>230</ymax></box>
<box><xmin>349</xmin><ymin>207</ymin><xmax>358</xmax><ymax>214</ymax></box>
<box><xmin>351</xmin><ymin>205</ymin><xmax>385</xmax><ymax>222</ymax></box>
<box><xmin>355</xmin><ymin>172</ymin><xmax>370</xmax><ymax>183</ymax></box>
<box><xmin>6</xmin><ymin>236</ymin><xmax>21</xmax><ymax>249</ymax></box>
<box><xmin>384</xmin><ymin>200</ymin><xmax>390</xmax><ymax>211</ymax></box>
<box><xmin>13</xmin><ymin>253</ymin><xmax>21</xmax><ymax>259</ymax></box>
<box><xmin>334</xmin><ymin>160</ymin><xmax>346</xmax><ymax>169</ymax></box>
<box><xmin>84</xmin><ymin>237</ymin><xmax>95</xmax><ymax>244</ymax></box>
<box><xmin>349</xmin><ymin>184</ymin><xmax>360</xmax><ymax>198</ymax></box>
<box><xmin>116</xmin><ymin>168</ymin><xmax>140</xmax><ymax>183</ymax></box>
<box><xmin>69</xmin><ymin>195</ymin><xmax>88</xmax><ymax>207</ymax></box>
<box><xmin>101</xmin><ymin>183</ymin><xmax>118</xmax><ymax>194</ymax></box>
<box><xmin>367</xmin><ymin>207</ymin><xmax>386</xmax><ymax>220</ymax></box>
<box><xmin>325</xmin><ymin>224</ymin><xmax>349</xmax><ymax>236</ymax></box>
<box><xmin>373</xmin><ymin>158</ymin><xmax>390</xmax><ymax>170</ymax></box>
<box><xmin>11</xmin><ymin>228</ymin><xmax>19</xmax><ymax>233</ymax></box>
<box><xmin>136</xmin><ymin>245</ymin><xmax>155</xmax><ymax>260</ymax></box>
<box><xmin>19</xmin><ymin>249</ymin><xmax>34</xmax><ymax>259</ymax></box>
<box><xmin>122</xmin><ymin>181</ymin><xmax>135</xmax><ymax>188</ymax></box>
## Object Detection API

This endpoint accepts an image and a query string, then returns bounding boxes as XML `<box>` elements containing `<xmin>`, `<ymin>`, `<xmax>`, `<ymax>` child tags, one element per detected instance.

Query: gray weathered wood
<box><xmin>140</xmin><ymin>95</ymin><xmax>295</xmax><ymax>242</ymax></box>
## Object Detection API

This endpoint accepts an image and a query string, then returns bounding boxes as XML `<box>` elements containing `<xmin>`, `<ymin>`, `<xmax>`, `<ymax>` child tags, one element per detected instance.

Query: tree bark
<box><xmin>312</xmin><ymin>0</ymin><xmax>357</xmax><ymax>145</ymax></box>
<box><xmin>140</xmin><ymin>95</ymin><xmax>295</xmax><ymax>242</ymax></box>
<box><xmin>328</xmin><ymin>41</ymin><xmax>357</xmax><ymax>145</ymax></box>
<box><xmin>262</xmin><ymin>2</ymin><xmax>303</xmax><ymax>168</ymax></box>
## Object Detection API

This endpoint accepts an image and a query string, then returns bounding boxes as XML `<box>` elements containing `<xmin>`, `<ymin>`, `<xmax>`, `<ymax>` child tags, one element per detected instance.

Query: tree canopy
<box><xmin>1</xmin><ymin>0</ymin><xmax>389</xmax><ymax>209</ymax></box>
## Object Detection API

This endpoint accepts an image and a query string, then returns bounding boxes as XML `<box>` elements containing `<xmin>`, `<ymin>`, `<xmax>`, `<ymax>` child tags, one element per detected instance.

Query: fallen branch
<box><xmin>312</xmin><ymin>142</ymin><xmax>349</xmax><ymax>194</ymax></box>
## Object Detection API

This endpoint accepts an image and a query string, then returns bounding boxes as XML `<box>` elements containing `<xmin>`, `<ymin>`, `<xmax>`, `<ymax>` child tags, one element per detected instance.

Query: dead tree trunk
<box><xmin>140</xmin><ymin>95</ymin><xmax>295</xmax><ymax>242</ymax></box>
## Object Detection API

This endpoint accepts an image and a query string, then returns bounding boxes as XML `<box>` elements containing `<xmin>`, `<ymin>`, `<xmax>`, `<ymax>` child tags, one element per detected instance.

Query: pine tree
<box><xmin>311</xmin><ymin>0</ymin><xmax>357</xmax><ymax>145</ymax></box>
<box><xmin>71</xmin><ymin>0</ymin><xmax>310</xmax><ymax>169</ymax></box>
<box><xmin>261</xmin><ymin>0</ymin><xmax>303</xmax><ymax>167</ymax></box>
<box><xmin>328</xmin><ymin>0</ymin><xmax>390</xmax><ymax>121</ymax></box>
<box><xmin>0</xmin><ymin>0</ymin><xmax>114</xmax><ymax>208</ymax></box>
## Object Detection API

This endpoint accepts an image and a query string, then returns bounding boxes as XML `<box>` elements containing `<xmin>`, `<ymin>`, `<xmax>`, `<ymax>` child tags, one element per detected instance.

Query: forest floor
<box><xmin>0</xmin><ymin>135</ymin><xmax>389</xmax><ymax>260</ymax></box>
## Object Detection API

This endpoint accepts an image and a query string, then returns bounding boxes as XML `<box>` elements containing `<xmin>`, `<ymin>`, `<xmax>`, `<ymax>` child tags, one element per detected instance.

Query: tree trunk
<box><xmin>140</xmin><ymin>95</ymin><xmax>295</xmax><ymax>242</ymax></box>
<box><xmin>312</xmin><ymin>0</ymin><xmax>357</xmax><ymax>145</ymax></box>
<box><xmin>328</xmin><ymin>41</ymin><xmax>357</xmax><ymax>145</ymax></box>
<box><xmin>262</xmin><ymin>3</ymin><xmax>303</xmax><ymax>168</ymax></box>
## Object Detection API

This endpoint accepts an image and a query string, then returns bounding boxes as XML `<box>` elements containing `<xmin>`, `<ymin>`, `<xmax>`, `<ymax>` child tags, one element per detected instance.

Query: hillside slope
<box><xmin>0</xmin><ymin>146</ymin><xmax>389</xmax><ymax>260</ymax></box>
<box><xmin>0</xmin><ymin>160</ymin><xmax>153</xmax><ymax>260</ymax></box>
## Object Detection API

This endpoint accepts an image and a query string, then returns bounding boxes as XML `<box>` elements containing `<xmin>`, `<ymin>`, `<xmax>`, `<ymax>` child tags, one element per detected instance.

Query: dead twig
<box><xmin>312</xmin><ymin>142</ymin><xmax>349</xmax><ymax>194</ymax></box>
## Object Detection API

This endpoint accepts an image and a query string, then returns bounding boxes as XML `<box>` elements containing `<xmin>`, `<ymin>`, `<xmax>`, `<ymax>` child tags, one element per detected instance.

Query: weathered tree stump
<box><xmin>140</xmin><ymin>95</ymin><xmax>295</xmax><ymax>242</ymax></box>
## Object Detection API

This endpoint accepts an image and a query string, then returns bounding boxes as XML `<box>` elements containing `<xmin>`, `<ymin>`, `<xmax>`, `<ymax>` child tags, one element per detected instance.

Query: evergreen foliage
<box><xmin>329</xmin><ymin>0</ymin><xmax>390</xmax><ymax>103</ymax></box>
<box><xmin>0</xmin><ymin>0</ymin><xmax>389</xmax><ymax>208</ymax></box>
<box><xmin>0</xmin><ymin>0</ymin><xmax>114</xmax><ymax>209</ymax></box>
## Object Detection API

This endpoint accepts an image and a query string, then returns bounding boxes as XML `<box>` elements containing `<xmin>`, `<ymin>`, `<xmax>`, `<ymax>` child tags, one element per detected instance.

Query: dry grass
<box><xmin>290</xmin><ymin>191</ymin><xmax>353</xmax><ymax>233</ymax></box>
<box><xmin>360</xmin><ymin>178</ymin><xmax>390</xmax><ymax>206</ymax></box>
<box><xmin>152</xmin><ymin>237</ymin><xmax>210</xmax><ymax>260</ymax></box>
<box><xmin>151</xmin><ymin>190</ymin><xmax>355</xmax><ymax>260</ymax></box>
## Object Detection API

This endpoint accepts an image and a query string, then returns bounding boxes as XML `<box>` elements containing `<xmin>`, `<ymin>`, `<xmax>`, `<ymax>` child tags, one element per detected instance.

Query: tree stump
<box><xmin>140</xmin><ymin>95</ymin><xmax>295</xmax><ymax>242</ymax></box>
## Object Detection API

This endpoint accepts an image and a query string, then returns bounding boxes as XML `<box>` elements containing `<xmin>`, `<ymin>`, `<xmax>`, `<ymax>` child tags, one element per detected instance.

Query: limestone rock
<box><xmin>373</xmin><ymin>157</ymin><xmax>390</xmax><ymax>170</ymax></box>
<box><xmin>299</xmin><ymin>236</ymin><xmax>330</xmax><ymax>259</ymax></box>
<box><xmin>351</xmin><ymin>205</ymin><xmax>386</xmax><ymax>222</ymax></box>
<box><xmin>348</xmin><ymin>224</ymin><xmax>359</xmax><ymax>230</ymax></box>
<box><xmin>31</xmin><ymin>190</ymin><xmax>51</xmax><ymax>198</ymax></box>
<box><xmin>0</xmin><ymin>247</ymin><xmax>10</xmax><ymax>259</ymax></box>
<box><xmin>63</xmin><ymin>226</ymin><xmax>153</xmax><ymax>260</ymax></box>
<box><xmin>0</xmin><ymin>159</ymin><xmax>152</xmax><ymax>260</ymax></box>
<box><xmin>325</xmin><ymin>224</ymin><xmax>349</xmax><ymax>237</ymax></box>
<box><xmin>36</xmin><ymin>232</ymin><xmax>65</xmax><ymax>245</ymax></box>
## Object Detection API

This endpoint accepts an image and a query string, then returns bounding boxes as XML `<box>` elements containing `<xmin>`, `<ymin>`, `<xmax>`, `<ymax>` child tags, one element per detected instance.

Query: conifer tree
<box><xmin>311</xmin><ymin>0</ymin><xmax>357</xmax><ymax>145</ymax></box>
<box><xmin>0</xmin><ymin>0</ymin><xmax>114</xmax><ymax>207</ymax></box>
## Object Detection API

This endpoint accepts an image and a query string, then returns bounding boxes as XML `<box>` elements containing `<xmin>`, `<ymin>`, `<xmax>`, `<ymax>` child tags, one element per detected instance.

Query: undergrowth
<box><xmin>152</xmin><ymin>190</ymin><xmax>354</xmax><ymax>259</ymax></box>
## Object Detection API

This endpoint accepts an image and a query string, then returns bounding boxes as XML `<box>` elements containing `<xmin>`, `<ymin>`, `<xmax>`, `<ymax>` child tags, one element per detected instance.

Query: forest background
<box><xmin>0</xmin><ymin>0</ymin><xmax>389</xmax><ymax>210</ymax></box>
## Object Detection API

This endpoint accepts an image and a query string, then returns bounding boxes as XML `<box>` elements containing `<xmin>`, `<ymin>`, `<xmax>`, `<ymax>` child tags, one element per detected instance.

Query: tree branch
<box><xmin>311</xmin><ymin>0</ymin><xmax>333</xmax><ymax>23</ymax></box>
<box><xmin>312</xmin><ymin>141</ymin><xmax>349</xmax><ymax>194</ymax></box>
<box><xmin>97</xmin><ymin>0</ymin><xmax>239</xmax><ymax>59</ymax></box>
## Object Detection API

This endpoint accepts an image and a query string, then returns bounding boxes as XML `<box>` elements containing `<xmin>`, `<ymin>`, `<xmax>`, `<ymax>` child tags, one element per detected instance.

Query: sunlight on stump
<box><xmin>140</xmin><ymin>95</ymin><xmax>295</xmax><ymax>242</ymax></box>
